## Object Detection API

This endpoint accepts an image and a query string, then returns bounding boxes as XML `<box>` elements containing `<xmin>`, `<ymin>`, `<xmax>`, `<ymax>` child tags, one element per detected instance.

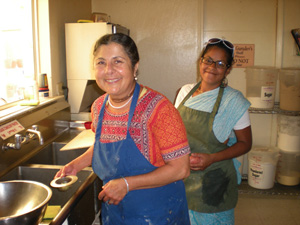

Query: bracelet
<box><xmin>122</xmin><ymin>177</ymin><xmax>129</xmax><ymax>194</ymax></box>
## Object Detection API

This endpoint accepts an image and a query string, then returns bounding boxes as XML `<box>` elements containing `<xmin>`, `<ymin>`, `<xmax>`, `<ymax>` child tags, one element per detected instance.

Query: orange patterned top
<box><xmin>91</xmin><ymin>85</ymin><xmax>190</xmax><ymax>167</ymax></box>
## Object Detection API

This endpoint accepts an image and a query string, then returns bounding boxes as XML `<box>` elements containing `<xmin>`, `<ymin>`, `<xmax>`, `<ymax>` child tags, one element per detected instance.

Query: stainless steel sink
<box><xmin>25</xmin><ymin>142</ymin><xmax>88</xmax><ymax>165</ymax></box>
<box><xmin>0</xmin><ymin>127</ymin><xmax>102</xmax><ymax>225</ymax></box>
<box><xmin>0</xmin><ymin>165</ymin><xmax>101</xmax><ymax>225</ymax></box>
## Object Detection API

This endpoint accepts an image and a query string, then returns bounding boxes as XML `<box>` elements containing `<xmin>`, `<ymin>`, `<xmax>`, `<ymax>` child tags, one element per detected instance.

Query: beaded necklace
<box><xmin>108</xmin><ymin>95</ymin><xmax>133</xmax><ymax>109</ymax></box>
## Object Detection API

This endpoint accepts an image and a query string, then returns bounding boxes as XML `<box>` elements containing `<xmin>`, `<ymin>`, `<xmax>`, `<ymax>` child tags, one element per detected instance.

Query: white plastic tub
<box><xmin>248</xmin><ymin>146</ymin><xmax>279</xmax><ymax>189</ymax></box>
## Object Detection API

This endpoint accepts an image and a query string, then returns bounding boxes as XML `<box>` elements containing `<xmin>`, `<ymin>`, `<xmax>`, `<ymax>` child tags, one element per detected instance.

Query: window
<box><xmin>0</xmin><ymin>0</ymin><xmax>37</xmax><ymax>106</ymax></box>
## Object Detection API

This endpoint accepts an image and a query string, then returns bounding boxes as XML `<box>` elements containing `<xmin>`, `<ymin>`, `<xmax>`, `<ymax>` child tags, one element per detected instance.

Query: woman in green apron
<box><xmin>175</xmin><ymin>38</ymin><xmax>252</xmax><ymax>224</ymax></box>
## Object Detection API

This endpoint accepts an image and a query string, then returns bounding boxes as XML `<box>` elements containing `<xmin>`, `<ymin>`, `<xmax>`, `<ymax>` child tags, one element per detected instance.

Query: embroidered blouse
<box><xmin>91</xmin><ymin>85</ymin><xmax>190</xmax><ymax>167</ymax></box>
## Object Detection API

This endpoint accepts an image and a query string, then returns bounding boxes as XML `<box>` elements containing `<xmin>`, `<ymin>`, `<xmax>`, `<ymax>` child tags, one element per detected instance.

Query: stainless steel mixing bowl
<box><xmin>0</xmin><ymin>180</ymin><xmax>52</xmax><ymax>225</ymax></box>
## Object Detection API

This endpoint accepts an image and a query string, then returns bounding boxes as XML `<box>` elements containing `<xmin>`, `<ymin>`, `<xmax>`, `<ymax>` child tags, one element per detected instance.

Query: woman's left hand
<box><xmin>98</xmin><ymin>178</ymin><xmax>128</xmax><ymax>205</ymax></box>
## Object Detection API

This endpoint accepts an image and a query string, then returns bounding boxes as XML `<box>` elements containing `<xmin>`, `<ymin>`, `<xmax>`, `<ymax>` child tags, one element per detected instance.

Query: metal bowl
<box><xmin>0</xmin><ymin>180</ymin><xmax>52</xmax><ymax>225</ymax></box>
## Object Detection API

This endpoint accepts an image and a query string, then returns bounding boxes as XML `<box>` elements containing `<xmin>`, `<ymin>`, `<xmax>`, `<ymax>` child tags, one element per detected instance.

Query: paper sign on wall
<box><xmin>233</xmin><ymin>44</ymin><xmax>255</xmax><ymax>68</ymax></box>
<box><xmin>0</xmin><ymin>120</ymin><xmax>25</xmax><ymax>140</ymax></box>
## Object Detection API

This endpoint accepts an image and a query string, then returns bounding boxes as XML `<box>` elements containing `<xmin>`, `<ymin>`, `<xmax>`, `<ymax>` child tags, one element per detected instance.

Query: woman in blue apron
<box><xmin>55</xmin><ymin>33</ymin><xmax>191</xmax><ymax>224</ymax></box>
<box><xmin>174</xmin><ymin>38</ymin><xmax>252</xmax><ymax>224</ymax></box>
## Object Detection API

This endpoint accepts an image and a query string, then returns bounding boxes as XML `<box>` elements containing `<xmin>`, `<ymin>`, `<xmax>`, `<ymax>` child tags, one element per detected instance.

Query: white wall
<box><xmin>92</xmin><ymin>0</ymin><xmax>202</xmax><ymax>102</ymax></box>
<box><xmin>204</xmin><ymin>0</ymin><xmax>278</xmax><ymax>95</ymax></box>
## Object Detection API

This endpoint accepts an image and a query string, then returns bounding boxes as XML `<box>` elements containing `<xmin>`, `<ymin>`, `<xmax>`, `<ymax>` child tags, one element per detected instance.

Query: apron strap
<box><xmin>127</xmin><ymin>83</ymin><xmax>140</xmax><ymax>130</ymax></box>
<box><xmin>178</xmin><ymin>82</ymin><xmax>201</xmax><ymax>108</ymax></box>
<box><xmin>95</xmin><ymin>94</ymin><xmax>108</xmax><ymax>138</ymax></box>
<box><xmin>178</xmin><ymin>82</ymin><xmax>224</xmax><ymax>115</ymax></box>
<box><xmin>177</xmin><ymin>82</ymin><xmax>224</xmax><ymax>133</ymax></box>
<box><xmin>208</xmin><ymin>87</ymin><xmax>224</xmax><ymax>131</ymax></box>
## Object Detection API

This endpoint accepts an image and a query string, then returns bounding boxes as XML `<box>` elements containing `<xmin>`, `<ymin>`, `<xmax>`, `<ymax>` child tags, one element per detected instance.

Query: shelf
<box><xmin>249</xmin><ymin>103</ymin><xmax>300</xmax><ymax>116</ymax></box>
<box><xmin>239</xmin><ymin>179</ymin><xmax>300</xmax><ymax>197</ymax></box>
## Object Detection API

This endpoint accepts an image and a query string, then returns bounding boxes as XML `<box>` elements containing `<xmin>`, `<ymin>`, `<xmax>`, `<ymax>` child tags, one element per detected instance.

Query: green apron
<box><xmin>178</xmin><ymin>82</ymin><xmax>238</xmax><ymax>213</ymax></box>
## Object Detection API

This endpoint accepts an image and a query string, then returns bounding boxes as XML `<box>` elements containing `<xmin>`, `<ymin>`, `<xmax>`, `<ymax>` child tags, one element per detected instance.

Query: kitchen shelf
<box><xmin>249</xmin><ymin>103</ymin><xmax>300</xmax><ymax>116</ymax></box>
<box><xmin>239</xmin><ymin>180</ymin><xmax>300</xmax><ymax>197</ymax></box>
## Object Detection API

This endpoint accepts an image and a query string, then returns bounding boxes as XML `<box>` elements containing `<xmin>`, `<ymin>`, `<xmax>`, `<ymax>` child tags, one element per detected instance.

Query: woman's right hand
<box><xmin>190</xmin><ymin>153</ymin><xmax>213</xmax><ymax>171</ymax></box>
<box><xmin>54</xmin><ymin>162</ymin><xmax>78</xmax><ymax>179</ymax></box>
<box><xmin>53</xmin><ymin>145</ymin><xmax>95</xmax><ymax>179</ymax></box>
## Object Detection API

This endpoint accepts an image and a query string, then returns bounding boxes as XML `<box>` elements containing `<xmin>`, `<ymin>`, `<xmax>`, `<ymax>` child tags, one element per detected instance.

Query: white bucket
<box><xmin>248</xmin><ymin>147</ymin><xmax>279</xmax><ymax>189</ymax></box>
<box><xmin>245</xmin><ymin>66</ymin><xmax>278</xmax><ymax>109</ymax></box>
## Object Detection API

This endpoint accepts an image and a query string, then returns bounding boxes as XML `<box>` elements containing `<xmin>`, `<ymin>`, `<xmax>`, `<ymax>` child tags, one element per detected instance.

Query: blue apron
<box><xmin>92</xmin><ymin>83</ymin><xmax>190</xmax><ymax>225</ymax></box>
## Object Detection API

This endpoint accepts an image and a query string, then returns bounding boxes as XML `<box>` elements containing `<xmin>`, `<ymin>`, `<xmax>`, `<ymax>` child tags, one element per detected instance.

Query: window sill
<box><xmin>0</xmin><ymin>96</ymin><xmax>67</xmax><ymax>124</ymax></box>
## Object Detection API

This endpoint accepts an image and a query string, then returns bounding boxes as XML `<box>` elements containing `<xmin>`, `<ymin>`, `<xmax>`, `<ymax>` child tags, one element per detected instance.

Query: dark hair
<box><xmin>93</xmin><ymin>33</ymin><xmax>140</xmax><ymax>69</ymax></box>
<box><xmin>200</xmin><ymin>42</ymin><xmax>234</xmax><ymax>67</ymax></box>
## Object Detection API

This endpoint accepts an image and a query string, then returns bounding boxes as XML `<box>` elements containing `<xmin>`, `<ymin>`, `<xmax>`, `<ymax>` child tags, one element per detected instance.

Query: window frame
<box><xmin>0</xmin><ymin>0</ymin><xmax>50</xmax><ymax>111</ymax></box>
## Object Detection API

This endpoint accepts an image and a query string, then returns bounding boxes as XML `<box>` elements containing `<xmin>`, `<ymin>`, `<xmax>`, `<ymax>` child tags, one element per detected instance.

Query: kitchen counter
<box><xmin>0</xmin><ymin>125</ymin><xmax>101</xmax><ymax>225</ymax></box>
<box><xmin>0</xmin><ymin>98</ymin><xmax>101</xmax><ymax>225</ymax></box>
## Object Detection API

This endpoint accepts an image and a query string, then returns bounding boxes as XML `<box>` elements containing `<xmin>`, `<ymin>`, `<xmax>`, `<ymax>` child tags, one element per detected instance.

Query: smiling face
<box><xmin>93</xmin><ymin>42</ymin><xmax>138</xmax><ymax>100</ymax></box>
<box><xmin>199</xmin><ymin>46</ymin><xmax>232</xmax><ymax>90</ymax></box>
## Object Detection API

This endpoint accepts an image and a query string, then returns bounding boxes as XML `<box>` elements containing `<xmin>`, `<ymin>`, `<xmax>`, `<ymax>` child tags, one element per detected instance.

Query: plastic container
<box><xmin>248</xmin><ymin>146</ymin><xmax>279</xmax><ymax>189</ymax></box>
<box><xmin>38</xmin><ymin>73</ymin><xmax>48</xmax><ymax>88</ymax></box>
<box><xmin>92</xmin><ymin>12</ymin><xmax>110</xmax><ymax>22</ymax></box>
<box><xmin>20</xmin><ymin>79</ymin><xmax>39</xmax><ymax>106</ymax></box>
<box><xmin>245</xmin><ymin>66</ymin><xmax>278</xmax><ymax>109</ymax></box>
<box><xmin>276</xmin><ymin>150</ymin><xmax>300</xmax><ymax>186</ymax></box>
<box><xmin>39</xmin><ymin>87</ymin><xmax>49</xmax><ymax>99</ymax></box>
<box><xmin>279</xmin><ymin>68</ymin><xmax>300</xmax><ymax>111</ymax></box>
<box><xmin>277</xmin><ymin>114</ymin><xmax>300</xmax><ymax>153</ymax></box>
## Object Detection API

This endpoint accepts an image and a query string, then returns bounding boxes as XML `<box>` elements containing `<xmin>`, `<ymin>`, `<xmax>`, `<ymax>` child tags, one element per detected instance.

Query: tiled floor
<box><xmin>235</xmin><ymin>194</ymin><xmax>300</xmax><ymax>225</ymax></box>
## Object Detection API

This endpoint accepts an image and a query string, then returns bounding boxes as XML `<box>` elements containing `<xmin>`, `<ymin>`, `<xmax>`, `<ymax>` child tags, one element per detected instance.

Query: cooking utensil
<box><xmin>50</xmin><ymin>175</ymin><xmax>78</xmax><ymax>191</ymax></box>
<box><xmin>60</xmin><ymin>129</ymin><xmax>94</xmax><ymax>151</ymax></box>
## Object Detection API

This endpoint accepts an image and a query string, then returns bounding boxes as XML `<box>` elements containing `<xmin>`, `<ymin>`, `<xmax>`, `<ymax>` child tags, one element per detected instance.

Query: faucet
<box><xmin>2</xmin><ymin>125</ymin><xmax>44</xmax><ymax>151</ymax></box>
<box><xmin>26</xmin><ymin>125</ymin><xmax>44</xmax><ymax>145</ymax></box>
<box><xmin>2</xmin><ymin>134</ymin><xmax>26</xmax><ymax>150</ymax></box>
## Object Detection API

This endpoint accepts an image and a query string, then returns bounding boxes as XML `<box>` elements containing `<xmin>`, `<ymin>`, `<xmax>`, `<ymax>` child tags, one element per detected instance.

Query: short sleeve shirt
<box><xmin>91</xmin><ymin>85</ymin><xmax>190</xmax><ymax>167</ymax></box>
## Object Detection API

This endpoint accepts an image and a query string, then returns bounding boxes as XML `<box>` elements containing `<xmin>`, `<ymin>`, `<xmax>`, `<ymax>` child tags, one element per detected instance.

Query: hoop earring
<box><xmin>220</xmin><ymin>77</ymin><xmax>228</xmax><ymax>87</ymax></box>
